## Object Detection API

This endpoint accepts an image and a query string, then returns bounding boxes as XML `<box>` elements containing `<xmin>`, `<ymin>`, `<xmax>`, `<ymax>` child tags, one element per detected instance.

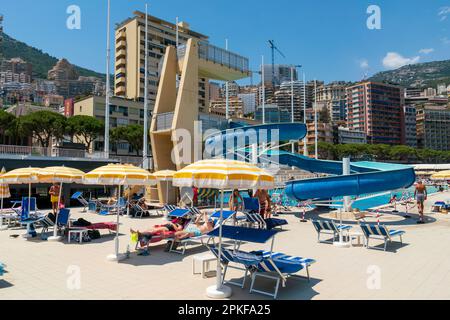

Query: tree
<box><xmin>18</xmin><ymin>111</ymin><xmax>67</xmax><ymax>148</ymax></box>
<box><xmin>67</xmin><ymin>115</ymin><xmax>104</xmax><ymax>151</ymax></box>
<box><xmin>0</xmin><ymin>110</ymin><xmax>16</xmax><ymax>144</ymax></box>
<box><xmin>111</xmin><ymin>124</ymin><xmax>148</xmax><ymax>156</ymax></box>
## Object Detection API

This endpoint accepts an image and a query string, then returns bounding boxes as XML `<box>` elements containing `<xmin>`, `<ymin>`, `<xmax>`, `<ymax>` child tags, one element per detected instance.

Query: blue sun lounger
<box><xmin>71</xmin><ymin>192</ymin><xmax>89</xmax><ymax>212</ymax></box>
<box><xmin>311</xmin><ymin>219</ymin><xmax>352</xmax><ymax>244</ymax></box>
<box><xmin>360</xmin><ymin>223</ymin><xmax>405</xmax><ymax>251</ymax></box>
<box><xmin>20</xmin><ymin>198</ymin><xmax>45</xmax><ymax>238</ymax></box>
<box><xmin>0</xmin><ymin>262</ymin><xmax>5</xmax><ymax>276</ymax></box>
<box><xmin>208</xmin><ymin>226</ymin><xmax>316</xmax><ymax>299</ymax></box>
<box><xmin>243</xmin><ymin>198</ymin><xmax>288</xmax><ymax>230</ymax></box>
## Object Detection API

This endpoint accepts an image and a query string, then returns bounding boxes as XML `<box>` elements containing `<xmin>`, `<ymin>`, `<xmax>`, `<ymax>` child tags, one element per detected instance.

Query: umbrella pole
<box><xmin>207</xmin><ymin>189</ymin><xmax>232</xmax><ymax>299</ymax></box>
<box><xmin>49</xmin><ymin>182</ymin><xmax>63</xmax><ymax>241</ymax></box>
<box><xmin>0</xmin><ymin>195</ymin><xmax>6</xmax><ymax>231</ymax></box>
<box><xmin>127</xmin><ymin>186</ymin><xmax>130</xmax><ymax>218</ymax></box>
<box><xmin>166</xmin><ymin>181</ymin><xmax>169</xmax><ymax>205</ymax></box>
<box><xmin>107</xmin><ymin>184</ymin><xmax>124</xmax><ymax>262</ymax></box>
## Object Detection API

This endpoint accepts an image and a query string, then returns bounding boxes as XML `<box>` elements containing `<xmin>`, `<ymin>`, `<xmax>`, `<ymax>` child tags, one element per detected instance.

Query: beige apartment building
<box><xmin>73</xmin><ymin>95</ymin><xmax>145</xmax><ymax>155</ymax></box>
<box><xmin>114</xmin><ymin>11</ymin><xmax>210</xmax><ymax>112</ymax></box>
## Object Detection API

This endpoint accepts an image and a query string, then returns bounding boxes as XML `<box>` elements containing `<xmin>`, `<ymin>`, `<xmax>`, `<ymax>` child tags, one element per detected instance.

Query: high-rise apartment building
<box><xmin>221</xmin><ymin>81</ymin><xmax>239</xmax><ymax>97</ymax></box>
<box><xmin>209</xmin><ymin>82</ymin><xmax>221</xmax><ymax>101</ymax></box>
<box><xmin>262</xmin><ymin>64</ymin><xmax>297</xmax><ymax>86</ymax></box>
<box><xmin>417</xmin><ymin>106</ymin><xmax>450</xmax><ymax>151</ymax></box>
<box><xmin>316</xmin><ymin>82</ymin><xmax>348</xmax><ymax>122</ymax></box>
<box><xmin>346</xmin><ymin>81</ymin><xmax>405</xmax><ymax>145</ymax></box>
<box><xmin>238</xmin><ymin>93</ymin><xmax>257</xmax><ymax>115</ymax></box>
<box><xmin>114</xmin><ymin>11</ymin><xmax>210</xmax><ymax>111</ymax></box>
<box><xmin>209</xmin><ymin>97</ymin><xmax>244</xmax><ymax>118</ymax></box>
<box><xmin>270</xmin><ymin>81</ymin><xmax>307</xmax><ymax>122</ymax></box>
<box><xmin>403</xmin><ymin>105</ymin><xmax>417</xmax><ymax>148</ymax></box>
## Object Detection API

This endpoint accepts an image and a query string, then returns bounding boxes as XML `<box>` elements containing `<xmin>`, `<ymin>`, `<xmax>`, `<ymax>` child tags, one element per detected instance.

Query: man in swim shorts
<box><xmin>49</xmin><ymin>183</ymin><xmax>60</xmax><ymax>215</ymax></box>
<box><xmin>414</xmin><ymin>181</ymin><xmax>427</xmax><ymax>224</ymax></box>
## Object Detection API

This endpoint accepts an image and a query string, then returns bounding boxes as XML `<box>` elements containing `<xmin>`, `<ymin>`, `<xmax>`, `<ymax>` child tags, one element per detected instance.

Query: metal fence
<box><xmin>155</xmin><ymin>112</ymin><xmax>174</xmax><ymax>131</ymax></box>
<box><xmin>177</xmin><ymin>42</ymin><xmax>249</xmax><ymax>73</ymax></box>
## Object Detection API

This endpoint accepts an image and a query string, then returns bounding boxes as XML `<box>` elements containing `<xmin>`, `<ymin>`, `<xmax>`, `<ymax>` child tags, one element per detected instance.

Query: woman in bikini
<box><xmin>174</xmin><ymin>211</ymin><xmax>215</xmax><ymax>240</ymax></box>
<box><xmin>229</xmin><ymin>189</ymin><xmax>244</xmax><ymax>211</ymax></box>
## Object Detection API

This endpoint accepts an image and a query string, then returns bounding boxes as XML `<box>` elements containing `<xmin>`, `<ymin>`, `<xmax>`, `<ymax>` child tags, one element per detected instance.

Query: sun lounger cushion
<box><xmin>84</xmin><ymin>222</ymin><xmax>117</xmax><ymax>231</ymax></box>
<box><xmin>265</xmin><ymin>218</ymin><xmax>288</xmax><ymax>230</ymax></box>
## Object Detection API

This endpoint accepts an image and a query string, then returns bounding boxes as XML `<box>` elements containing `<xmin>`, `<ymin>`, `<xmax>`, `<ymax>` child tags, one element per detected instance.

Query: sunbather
<box><xmin>130</xmin><ymin>217</ymin><xmax>187</xmax><ymax>245</ymax></box>
<box><xmin>174</xmin><ymin>211</ymin><xmax>215</xmax><ymax>240</ymax></box>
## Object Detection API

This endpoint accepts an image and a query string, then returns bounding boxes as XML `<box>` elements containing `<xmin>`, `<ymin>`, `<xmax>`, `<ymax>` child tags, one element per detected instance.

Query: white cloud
<box><xmin>382</xmin><ymin>52</ymin><xmax>420</xmax><ymax>69</ymax></box>
<box><xmin>419</xmin><ymin>48</ymin><xmax>434</xmax><ymax>54</ymax></box>
<box><xmin>359</xmin><ymin>59</ymin><xmax>369</xmax><ymax>69</ymax></box>
<box><xmin>441</xmin><ymin>37</ymin><xmax>450</xmax><ymax>45</ymax></box>
<box><xmin>438</xmin><ymin>7</ymin><xmax>450</xmax><ymax>21</ymax></box>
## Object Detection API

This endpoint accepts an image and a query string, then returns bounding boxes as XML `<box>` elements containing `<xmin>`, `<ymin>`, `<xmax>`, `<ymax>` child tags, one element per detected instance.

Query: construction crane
<box><xmin>268</xmin><ymin>40</ymin><xmax>286</xmax><ymax>87</ymax></box>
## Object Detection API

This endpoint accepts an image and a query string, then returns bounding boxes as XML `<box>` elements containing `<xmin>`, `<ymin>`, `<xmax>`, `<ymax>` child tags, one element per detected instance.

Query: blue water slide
<box><xmin>206</xmin><ymin>123</ymin><xmax>416</xmax><ymax>201</ymax></box>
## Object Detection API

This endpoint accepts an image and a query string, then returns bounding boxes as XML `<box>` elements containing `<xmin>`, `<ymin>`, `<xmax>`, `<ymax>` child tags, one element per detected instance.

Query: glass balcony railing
<box><xmin>177</xmin><ymin>42</ymin><xmax>249</xmax><ymax>74</ymax></box>
<box><xmin>155</xmin><ymin>112</ymin><xmax>174</xmax><ymax>131</ymax></box>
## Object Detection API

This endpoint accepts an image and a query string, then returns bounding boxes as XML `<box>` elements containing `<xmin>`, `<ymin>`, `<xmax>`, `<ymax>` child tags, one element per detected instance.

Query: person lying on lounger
<box><xmin>130</xmin><ymin>217</ymin><xmax>188</xmax><ymax>244</ymax></box>
<box><xmin>174</xmin><ymin>211</ymin><xmax>215</xmax><ymax>240</ymax></box>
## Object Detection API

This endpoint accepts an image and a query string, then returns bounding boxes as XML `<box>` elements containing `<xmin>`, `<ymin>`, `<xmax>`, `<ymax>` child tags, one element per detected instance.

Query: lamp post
<box><xmin>143</xmin><ymin>3</ymin><xmax>150</xmax><ymax>170</ymax></box>
<box><xmin>290</xmin><ymin>65</ymin><xmax>301</xmax><ymax>155</ymax></box>
<box><xmin>302</xmin><ymin>72</ymin><xmax>308</xmax><ymax>157</ymax></box>
<box><xmin>104</xmin><ymin>0</ymin><xmax>111</xmax><ymax>159</ymax></box>
<box><xmin>261</xmin><ymin>56</ymin><xmax>266</xmax><ymax>124</ymax></box>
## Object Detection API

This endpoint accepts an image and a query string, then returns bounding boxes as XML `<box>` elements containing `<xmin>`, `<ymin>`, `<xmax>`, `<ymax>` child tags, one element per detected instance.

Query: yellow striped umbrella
<box><xmin>0</xmin><ymin>167</ymin><xmax>40</xmax><ymax>184</ymax></box>
<box><xmin>84</xmin><ymin>164</ymin><xmax>157</xmax><ymax>186</ymax></box>
<box><xmin>153</xmin><ymin>170</ymin><xmax>176</xmax><ymax>181</ymax></box>
<box><xmin>0</xmin><ymin>184</ymin><xmax>11</xmax><ymax>199</ymax></box>
<box><xmin>37</xmin><ymin>166</ymin><xmax>85</xmax><ymax>184</ymax></box>
<box><xmin>37</xmin><ymin>166</ymin><xmax>85</xmax><ymax>240</ymax></box>
<box><xmin>173</xmin><ymin>159</ymin><xmax>275</xmax><ymax>190</ymax></box>
<box><xmin>83</xmin><ymin>164</ymin><xmax>157</xmax><ymax>261</ymax></box>
<box><xmin>431</xmin><ymin>170</ymin><xmax>450</xmax><ymax>180</ymax></box>
<box><xmin>0</xmin><ymin>168</ymin><xmax>40</xmax><ymax>218</ymax></box>
<box><xmin>173</xmin><ymin>159</ymin><xmax>275</xmax><ymax>298</ymax></box>
<box><xmin>0</xmin><ymin>168</ymin><xmax>11</xmax><ymax>230</ymax></box>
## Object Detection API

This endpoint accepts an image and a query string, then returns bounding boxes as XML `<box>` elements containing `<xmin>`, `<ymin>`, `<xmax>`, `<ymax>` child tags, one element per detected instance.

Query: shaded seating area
<box><xmin>360</xmin><ymin>223</ymin><xmax>406</xmax><ymax>251</ymax></box>
<box><xmin>311</xmin><ymin>219</ymin><xmax>352</xmax><ymax>244</ymax></box>
<box><xmin>208</xmin><ymin>226</ymin><xmax>316</xmax><ymax>299</ymax></box>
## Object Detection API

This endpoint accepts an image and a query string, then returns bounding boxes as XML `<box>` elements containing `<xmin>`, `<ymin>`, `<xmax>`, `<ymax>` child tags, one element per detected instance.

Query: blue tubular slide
<box><xmin>206</xmin><ymin>123</ymin><xmax>416</xmax><ymax>202</ymax></box>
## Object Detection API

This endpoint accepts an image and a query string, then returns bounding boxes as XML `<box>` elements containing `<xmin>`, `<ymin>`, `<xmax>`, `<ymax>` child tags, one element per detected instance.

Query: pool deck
<box><xmin>1</xmin><ymin>191</ymin><xmax>450</xmax><ymax>300</ymax></box>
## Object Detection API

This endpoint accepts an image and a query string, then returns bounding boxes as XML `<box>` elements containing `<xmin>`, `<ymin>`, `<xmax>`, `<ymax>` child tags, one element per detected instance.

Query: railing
<box><xmin>177</xmin><ymin>42</ymin><xmax>250</xmax><ymax>74</ymax></box>
<box><xmin>155</xmin><ymin>112</ymin><xmax>174</xmax><ymax>131</ymax></box>
<box><xmin>0</xmin><ymin>144</ymin><xmax>109</xmax><ymax>160</ymax></box>
<box><xmin>198</xmin><ymin>41</ymin><xmax>249</xmax><ymax>73</ymax></box>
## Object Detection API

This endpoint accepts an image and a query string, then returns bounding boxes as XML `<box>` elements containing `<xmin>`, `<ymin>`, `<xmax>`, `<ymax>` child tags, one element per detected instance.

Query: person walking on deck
<box><xmin>414</xmin><ymin>181</ymin><xmax>427</xmax><ymax>224</ymax></box>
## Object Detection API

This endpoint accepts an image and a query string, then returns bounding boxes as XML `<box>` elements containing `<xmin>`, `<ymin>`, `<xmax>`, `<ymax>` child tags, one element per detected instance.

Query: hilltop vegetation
<box><xmin>1</xmin><ymin>33</ymin><xmax>105</xmax><ymax>80</ymax></box>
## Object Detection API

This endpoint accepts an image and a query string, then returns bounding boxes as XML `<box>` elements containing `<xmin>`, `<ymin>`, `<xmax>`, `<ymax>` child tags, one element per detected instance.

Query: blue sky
<box><xmin>1</xmin><ymin>0</ymin><xmax>449</xmax><ymax>84</ymax></box>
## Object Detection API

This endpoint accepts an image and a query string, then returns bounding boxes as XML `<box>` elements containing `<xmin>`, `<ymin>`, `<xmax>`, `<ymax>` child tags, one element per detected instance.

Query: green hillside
<box><xmin>369</xmin><ymin>60</ymin><xmax>450</xmax><ymax>88</ymax></box>
<box><xmin>1</xmin><ymin>33</ymin><xmax>106</xmax><ymax>80</ymax></box>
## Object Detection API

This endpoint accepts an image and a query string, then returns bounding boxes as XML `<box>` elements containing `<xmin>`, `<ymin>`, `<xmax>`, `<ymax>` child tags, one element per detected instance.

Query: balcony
<box><xmin>116</xmin><ymin>49</ymin><xmax>126</xmax><ymax>59</ymax></box>
<box><xmin>155</xmin><ymin>112</ymin><xmax>174</xmax><ymax>132</ymax></box>
<box><xmin>116</xmin><ymin>30</ymin><xmax>126</xmax><ymax>41</ymax></box>
<box><xmin>115</xmin><ymin>85</ymin><xmax>126</xmax><ymax>96</ymax></box>
<box><xmin>116</xmin><ymin>39</ymin><xmax>126</xmax><ymax>49</ymax></box>
<box><xmin>115</xmin><ymin>58</ymin><xmax>126</xmax><ymax>68</ymax></box>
